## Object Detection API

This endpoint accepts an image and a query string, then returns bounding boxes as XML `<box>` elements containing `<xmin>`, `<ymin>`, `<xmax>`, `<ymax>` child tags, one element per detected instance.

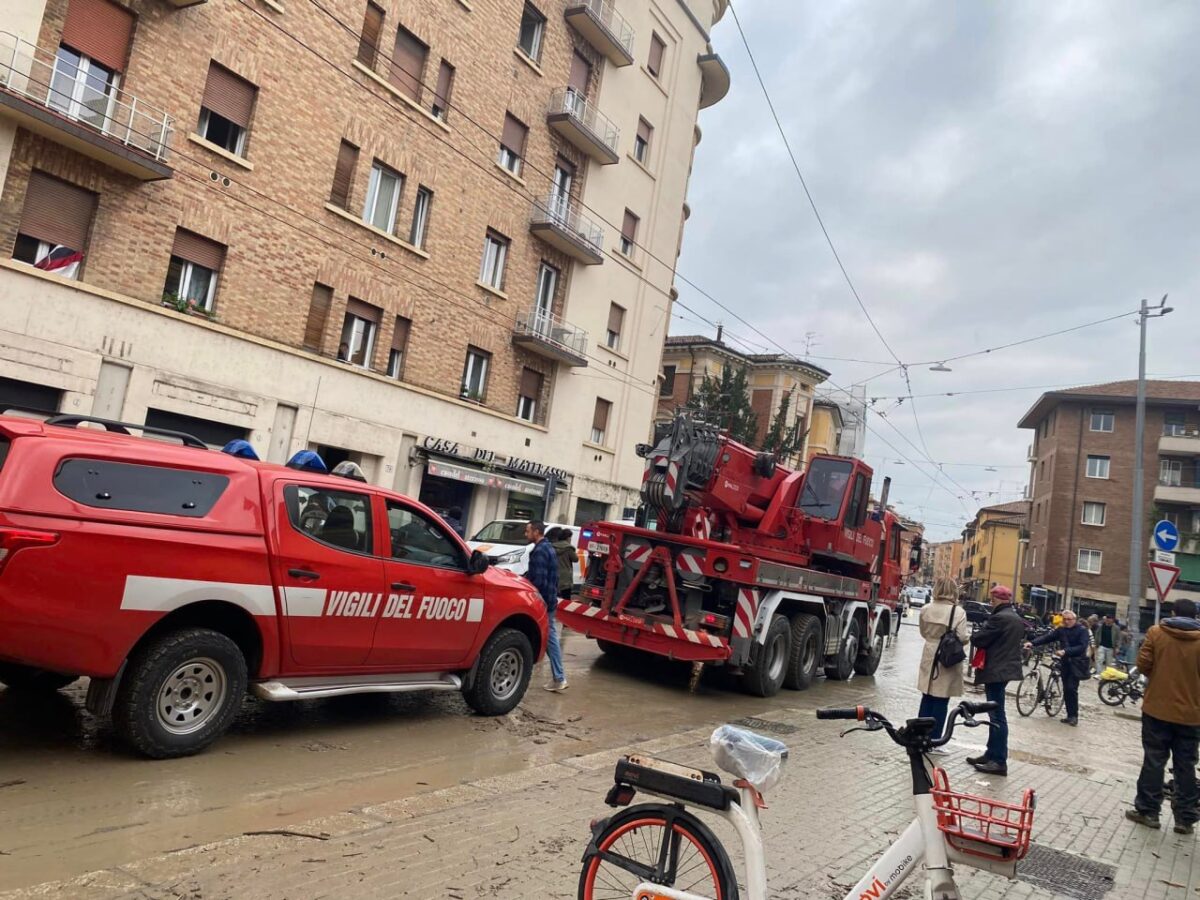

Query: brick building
<box><xmin>0</xmin><ymin>0</ymin><xmax>731</xmax><ymax>532</ymax></box>
<box><xmin>1018</xmin><ymin>380</ymin><xmax>1200</xmax><ymax>626</ymax></box>
<box><xmin>926</xmin><ymin>539</ymin><xmax>963</xmax><ymax>585</ymax></box>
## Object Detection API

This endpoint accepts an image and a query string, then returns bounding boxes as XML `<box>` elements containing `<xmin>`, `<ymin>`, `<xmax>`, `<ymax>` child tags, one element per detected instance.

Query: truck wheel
<box><xmin>112</xmin><ymin>628</ymin><xmax>247</xmax><ymax>759</ymax></box>
<box><xmin>783</xmin><ymin>614</ymin><xmax>822</xmax><ymax>690</ymax></box>
<box><xmin>464</xmin><ymin>628</ymin><xmax>532</xmax><ymax>716</ymax></box>
<box><xmin>0</xmin><ymin>663</ymin><xmax>78</xmax><ymax>692</ymax></box>
<box><xmin>854</xmin><ymin>629</ymin><xmax>885</xmax><ymax>676</ymax></box>
<box><xmin>740</xmin><ymin>614</ymin><xmax>790</xmax><ymax>698</ymax></box>
<box><xmin>825</xmin><ymin>619</ymin><xmax>861</xmax><ymax>681</ymax></box>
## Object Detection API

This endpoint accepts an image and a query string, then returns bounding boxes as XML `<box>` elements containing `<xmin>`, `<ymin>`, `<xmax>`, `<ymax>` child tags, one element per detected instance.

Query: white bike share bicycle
<box><xmin>578</xmin><ymin>701</ymin><xmax>1035</xmax><ymax>900</ymax></box>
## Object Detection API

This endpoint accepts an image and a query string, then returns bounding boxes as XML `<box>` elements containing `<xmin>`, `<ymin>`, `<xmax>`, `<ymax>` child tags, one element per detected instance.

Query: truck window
<box><xmin>797</xmin><ymin>458</ymin><xmax>853</xmax><ymax>521</ymax></box>
<box><xmin>387</xmin><ymin>501</ymin><xmax>464</xmax><ymax>569</ymax></box>
<box><xmin>284</xmin><ymin>484</ymin><xmax>373</xmax><ymax>554</ymax></box>
<box><xmin>472</xmin><ymin>520</ymin><xmax>529</xmax><ymax>543</ymax></box>
<box><xmin>53</xmin><ymin>458</ymin><xmax>229</xmax><ymax>517</ymax></box>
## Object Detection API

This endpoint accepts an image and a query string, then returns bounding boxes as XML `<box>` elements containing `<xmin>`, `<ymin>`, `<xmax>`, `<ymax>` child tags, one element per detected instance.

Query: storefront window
<box><xmin>574</xmin><ymin>498</ymin><xmax>609</xmax><ymax>526</ymax></box>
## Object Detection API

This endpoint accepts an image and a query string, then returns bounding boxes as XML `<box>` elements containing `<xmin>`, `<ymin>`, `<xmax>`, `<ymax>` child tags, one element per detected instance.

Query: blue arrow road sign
<box><xmin>1153</xmin><ymin>519</ymin><xmax>1180</xmax><ymax>552</ymax></box>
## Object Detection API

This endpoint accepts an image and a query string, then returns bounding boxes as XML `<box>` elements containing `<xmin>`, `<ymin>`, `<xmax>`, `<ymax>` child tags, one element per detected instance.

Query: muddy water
<box><xmin>0</xmin><ymin>623</ymin><xmax>921</xmax><ymax>890</ymax></box>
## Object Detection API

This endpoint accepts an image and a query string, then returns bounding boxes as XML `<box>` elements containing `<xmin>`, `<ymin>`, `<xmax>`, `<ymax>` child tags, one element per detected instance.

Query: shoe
<box><xmin>1126</xmin><ymin>809</ymin><xmax>1161</xmax><ymax>829</ymax></box>
<box><xmin>966</xmin><ymin>754</ymin><xmax>990</xmax><ymax>766</ymax></box>
<box><xmin>928</xmin><ymin>747</ymin><xmax>949</xmax><ymax>756</ymax></box>
<box><xmin>1174</xmin><ymin>822</ymin><xmax>1195</xmax><ymax>835</ymax></box>
<box><xmin>972</xmin><ymin>760</ymin><xmax>1008</xmax><ymax>776</ymax></box>
<box><xmin>543</xmin><ymin>680</ymin><xmax>568</xmax><ymax>692</ymax></box>
<box><xmin>1060</xmin><ymin>717</ymin><xmax>1078</xmax><ymax>726</ymax></box>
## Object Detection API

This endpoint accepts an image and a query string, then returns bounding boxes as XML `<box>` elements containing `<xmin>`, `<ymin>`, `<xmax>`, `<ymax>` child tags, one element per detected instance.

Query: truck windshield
<box><xmin>472</xmin><ymin>521</ymin><xmax>530</xmax><ymax>543</ymax></box>
<box><xmin>798</xmin><ymin>458</ymin><xmax>853</xmax><ymax>521</ymax></box>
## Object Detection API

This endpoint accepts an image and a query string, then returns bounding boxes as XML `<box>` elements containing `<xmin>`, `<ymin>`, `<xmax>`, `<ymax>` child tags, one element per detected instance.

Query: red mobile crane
<box><xmin>559</xmin><ymin>414</ymin><xmax>916</xmax><ymax>696</ymax></box>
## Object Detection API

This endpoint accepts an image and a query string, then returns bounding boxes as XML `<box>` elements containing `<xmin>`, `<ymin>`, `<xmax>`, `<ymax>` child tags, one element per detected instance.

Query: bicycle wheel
<box><xmin>1016</xmin><ymin>671</ymin><xmax>1041</xmax><ymax>717</ymax></box>
<box><xmin>1098</xmin><ymin>680</ymin><xmax>1126</xmax><ymax>707</ymax></box>
<box><xmin>579</xmin><ymin>804</ymin><xmax>739</xmax><ymax>900</ymax></box>
<box><xmin>1043</xmin><ymin>672</ymin><xmax>1064</xmax><ymax>717</ymax></box>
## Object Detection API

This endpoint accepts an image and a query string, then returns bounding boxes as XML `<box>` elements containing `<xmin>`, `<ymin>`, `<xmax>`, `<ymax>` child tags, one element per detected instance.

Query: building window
<box><xmin>591</xmin><ymin>398</ymin><xmax>612</xmax><ymax>445</ymax></box>
<box><xmin>329</xmin><ymin>139</ymin><xmax>359</xmax><ymax>209</ymax></box>
<box><xmin>198</xmin><ymin>63</ymin><xmax>256</xmax><ymax>157</ymax></box>
<box><xmin>1164</xmin><ymin>411</ymin><xmax>1188</xmax><ymax>436</ymax></box>
<box><xmin>339</xmin><ymin>298</ymin><xmax>381</xmax><ymax>368</ymax></box>
<box><xmin>1089</xmin><ymin>409</ymin><xmax>1114</xmax><ymax>432</ymax></box>
<box><xmin>461</xmin><ymin>347</ymin><xmax>491</xmax><ymax>401</ymax></box>
<box><xmin>432</xmin><ymin>60</ymin><xmax>455</xmax><ymax>119</ymax></box>
<box><xmin>660</xmin><ymin>365</ymin><xmax>676</xmax><ymax>397</ymax></box>
<box><xmin>1030</xmin><ymin>546</ymin><xmax>1037</xmax><ymax>568</ymax></box>
<box><xmin>1077</xmin><ymin>548</ymin><xmax>1102</xmax><ymax>574</ymax></box>
<box><xmin>409</xmin><ymin>186</ymin><xmax>433</xmax><ymax>247</ymax></box>
<box><xmin>1161</xmin><ymin>458</ymin><xmax>1183</xmax><ymax>487</ymax></box>
<box><xmin>647</xmin><ymin>32</ymin><xmax>666</xmax><ymax>78</ymax></box>
<box><xmin>634</xmin><ymin>117</ymin><xmax>653</xmax><ymax>163</ymax></box>
<box><xmin>479</xmin><ymin>230</ymin><xmax>509</xmax><ymax>290</ymax></box>
<box><xmin>606</xmin><ymin>303</ymin><xmax>625</xmax><ymax>351</ymax></box>
<box><xmin>1082</xmin><ymin>501</ymin><xmax>1106</xmax><ymax>526</ymax></box>
<box><xmin>534</xmin><ymin>262</ymin><xmax>558</xmax><ymax>321</ymax></box>
<box><xmin>1086</xmin><ymin>455</ymin><xmax>1110</xmax><ymax>479</ymax></box>
<box><xmin>13</xmin><ymin>170</ymin><xmax>97</xmax><ymax>280</ymax></box>
<box><xmin>52</xmin><ymin>0</ymin><xmax>133</xmax><ymax>130</ymax></box>
<box><xmin>357</xmin><ymin>1</ymin><xmax>385</xmax><ymax>68</ymax></box>
<box><xmin>620</xmin><ymin>209</ymin><xmax>639</xmax><ymax>257</ymax></box>
<box><xmin>387</xmin><ymin>316</ymin><xmax>410</xmax><ymax>379</ymax></box>
<box><xmin>303</xmin><ymin>283</ymin><xmax>333</xmax><ymax>351</ymax></box>
<box><xmin>517</xmin><ymin>367</ymin><xmax>543</xmax><ymax>421</ymax></box>
<box><xmin>163</xmin><ymin>229</ymin><xmax>225</xmax><ymax>313</ymax></box>
<box><xmin>48</xmin><ymin>46</ymin><xmax>119</xmax><ymax>132</ymax></box>
<box><xmin>498</xmin><ymin>114</ymin><xmax>528</xmax><ymax>175</ymax></box>
<box><xmin>390</xmin><ymin>26</ymin><xmax>428</xmax><ymax>102</ymax></box>
<box><xmin>518</xmin><ymin>3</ymin><xmax>546</xmax><ymax>63</ymax></box>
<box><xmin>362</xmin><ymin>161</ymin><xmax>403</xmax><ymax>233</ymax></box>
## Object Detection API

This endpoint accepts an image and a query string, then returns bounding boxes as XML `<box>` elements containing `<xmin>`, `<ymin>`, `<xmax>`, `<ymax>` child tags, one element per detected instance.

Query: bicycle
<box><xmin>577</xmin><ymin>701</ymin><xmax>1036</xmax><ymax>900</ymax></box>
<box><xmin>1097</xmin><ymin>665</ymin><xmax>1145</xmax><ymax>707</ymax></box>
<box><xmin>1016</xmin><ymin>651</ymin><xmax>1064</xmax><ymax>718</ymax></box>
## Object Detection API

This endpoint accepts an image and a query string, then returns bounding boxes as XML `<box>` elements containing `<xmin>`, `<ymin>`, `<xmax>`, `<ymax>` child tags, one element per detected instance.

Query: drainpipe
<box><xmin>1062</xmin><ymin>405</ymin><xmax>1085</xmax><ymax>612</ymax></box>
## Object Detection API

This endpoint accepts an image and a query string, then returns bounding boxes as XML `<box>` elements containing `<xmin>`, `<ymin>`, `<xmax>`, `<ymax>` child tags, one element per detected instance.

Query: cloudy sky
<box><xmin>676</xmin><ymin>1</ymin><xmax>1200</xmax><ymax>541</ymax></box>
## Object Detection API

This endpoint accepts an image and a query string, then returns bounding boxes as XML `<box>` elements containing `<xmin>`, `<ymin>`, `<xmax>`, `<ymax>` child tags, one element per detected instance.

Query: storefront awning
<box><xmin>426</xmin><ymin>459</ymin><xmax>544</xmax><ymax>497</ymax></box>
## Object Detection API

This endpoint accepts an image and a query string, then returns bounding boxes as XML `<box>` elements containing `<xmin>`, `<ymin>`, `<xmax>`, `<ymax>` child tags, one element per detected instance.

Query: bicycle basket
<box><xmin>931</xmin><ymin>768</ymin><xmax>1035</xmax><ymax>861</ymax></box>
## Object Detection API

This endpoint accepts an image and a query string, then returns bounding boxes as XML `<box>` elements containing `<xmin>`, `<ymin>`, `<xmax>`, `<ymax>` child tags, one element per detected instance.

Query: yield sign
<box><xmin>1148</xmin><ymin>561</ymin><xmax>1181</xmax><ymax>603</ymax></box>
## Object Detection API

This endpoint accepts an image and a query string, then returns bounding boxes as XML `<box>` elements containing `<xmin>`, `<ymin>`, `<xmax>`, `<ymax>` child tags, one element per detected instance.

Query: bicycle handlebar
<box><xmin>814</xmin><ymin>706</ymin><xmax>865</xmax><ymax>721</ymax></box>
<box><xmin>816</xmin><ymin>700</ymin><xmax>998</xmax><ymax>749</ymax></box>
<box><xmin>960</xmin><ymin>700</ymin><xmax>998</xmax><ymax>716</ymax></box>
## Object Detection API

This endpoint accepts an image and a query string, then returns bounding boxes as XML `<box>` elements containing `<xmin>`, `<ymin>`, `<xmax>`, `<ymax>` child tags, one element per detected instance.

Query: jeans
<box><xmin>545</xmin><ymin>608</ymin><xmax>565</xmax><ymax>684</ymax></box>
<box><xmin>1096</xmin><ymin>645</ymin><xmax>1115</xmax><ymax>673</ymax></box>
<box><xmin>918</xmin><ymin>694</ymin><xmax>950</xmax><ymax>740</ymax></box>
<box><xmin>1136</xmin><ymin>713</ymin><xmax>1200</xmax><ymax>824</ymax></box>
<box><xmin>1062</xmin><ymin>670</ymin><xmax>1080</xmax><ymax>720</ymax></box>
<box><xmin>984</xmin><ymin>681</ymin><xmax>1009</xmax><ymax>764</ymax></box>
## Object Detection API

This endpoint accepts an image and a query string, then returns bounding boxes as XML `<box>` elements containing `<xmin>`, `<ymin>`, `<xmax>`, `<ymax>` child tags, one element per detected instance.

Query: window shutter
<box><xmin>329</xmin><ymin>140</ymin><xmax>358</xmax><ymax>208</ymax></box>
<box><xmin>62</xmin><ymin>0</ymin><xmax>135</xmax><ymax>72</ymax></box>
<box><xmin>391</xmin><ymin>316</ymin><xmax>411</xmax><ymax>351</ymax></box>
<box><xmin>568</xmin><ymin>53</ymin><xmax>590</xmax><ymax>94</ymax></box>
<box><xmin>607</xmin><ymin>304</ymin><xmax>624</xmax><ymax>334</ymax></box>
<box><xmin>357</xmin><ymin>1</ymin><xmax>385</xmax><ymax>67</ymax></box>
<box><xmin>346</xmin><ymin>297</ymin><xmax>381</xmax><ymax>323</ymax></box>
<box><xmin>637</xmin><ymin>118</ymin><xmax>652</xmax><ymax>144</ymax></box>
<box><xmin>201</xmin><ymin>63</ymin><xmax>257</xmax><ymax>128</ymax></box>
<box><xmin>592</xmin><ymin>399</ymin><xmax>610</xmax><ymax>432</ymax></box>
<box><xmin>171</xmin><ymin>228</ymin><xmax>225</xmax><ymax>271</ymax></box>
<box><xmin>303</xmin><ymin>283</ymin><xmax>333</xmax><ymax>350</ymax></box>
<box><xmin>621</xmin><ymin>210</ymin><xmax>638</xmax><ymax>241</ymax></box>
<box><xmin>501</xmin><ymin>114</ymin><xmax>527</xmax><ymax>156</ymax></box>
<box><xmin>18</xmin><ymin>171</ymin><xmax>98</xmax><ymax>252</ymax></box>
<box><xmin>390</xmin><ymin>27</ymin><xmax>428</xmax><ymax>101</ymax></box>
<box><xmin>520</xmin><ymin>367</ymin><xmax>542</xmax><ymax>399</ymax></box>
<box><xmin>434</xmin><ymin>60</ymin><xmax>455</xmax><ymax>111</ymax></box>
<box><xmin>648</xmin><ymin>34</ymin><xmax>665</xmax><ymax>75</ymax></box>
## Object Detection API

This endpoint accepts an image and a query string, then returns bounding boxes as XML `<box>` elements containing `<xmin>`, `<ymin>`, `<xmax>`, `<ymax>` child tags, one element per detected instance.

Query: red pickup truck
<box><xmin>0</xmin><ymin>415</ymin><xmax>548</xmax><ymax>757</ymax></box>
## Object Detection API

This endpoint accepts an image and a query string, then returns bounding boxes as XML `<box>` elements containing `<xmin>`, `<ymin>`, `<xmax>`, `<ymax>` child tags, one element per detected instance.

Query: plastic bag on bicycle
<box><xmin>710</xmin><ymin>725</ymin><xmax>788</xmax><ymax>792</ymax></box>
<box><xmin>1098</xmin><ymin>666</ymin><xmax>1129</xmax><ymax>682</ymax></box>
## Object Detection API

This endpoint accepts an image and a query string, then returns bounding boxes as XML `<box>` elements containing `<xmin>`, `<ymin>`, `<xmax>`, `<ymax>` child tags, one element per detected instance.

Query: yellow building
<box><xmin>959</xmin><ymin>501</ymin><xmax>1031</xmax><ymax>602</ymax></box>
<box><xmin>805</xmin><ymin>400</ymin><xmax>845</xmax><ymax>466</ymax></box>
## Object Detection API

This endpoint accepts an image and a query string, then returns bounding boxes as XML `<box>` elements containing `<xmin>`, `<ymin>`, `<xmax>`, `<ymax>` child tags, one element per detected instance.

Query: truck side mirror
<box><xmin>468</xmin><ymin>549</ymin><xmax>490</xmax><ymax>575</ymax></box>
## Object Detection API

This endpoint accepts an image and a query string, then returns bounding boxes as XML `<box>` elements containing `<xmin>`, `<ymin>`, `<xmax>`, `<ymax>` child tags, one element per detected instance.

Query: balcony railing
<box><xmin>546</xmin><ymin>88</ymin><xmax>619</xmax><ymax>164</ymax></box>
<box><xmin>0</xmin><ymin>32</ymin><xmax>174</xmax><ymax>179</ymax></box>
<box><xmin>512</xmin><ymin>307</ymin><xmax>589</xmax><ymax>367</ymax></box>
<box><xmin>564</xmin><ymin>0</ymin><xmax>634</xmax><ymax>67</ymax></box>
<box><xmin>1160</xmin><ymin>429</ymin><xmax>1200</xmax><ymax>456</ymax></box>
<box><xmin>529</xmin><ymin>193</ymin><xmax>605</xmax><ymax>264</ymax></box>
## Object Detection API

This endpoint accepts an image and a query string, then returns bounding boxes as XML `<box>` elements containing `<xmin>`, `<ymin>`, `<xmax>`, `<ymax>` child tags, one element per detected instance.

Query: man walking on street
<box><xmin>526</xmin><ymin>521</ymin><xmax>567</xmax><ymax>692</ymax></box>
<box><xmin>966</xmin><ymin>585</ymin><xmax>1026</xmax><ymax>776</ymax></box>
<box><xmin>1126</xmin><ymin>598</ymin><xmax>1200</xmax><ymax>835</ymax></box>
<box><xmin>1095</xmin><ymin>614</ymin><xmax>1122</xmax><ymax>674</ymax></box>
<box><xmin>1026</xmin><ymin>609</ymin><xmax>1091</xmax><ymax>726</ymax></box>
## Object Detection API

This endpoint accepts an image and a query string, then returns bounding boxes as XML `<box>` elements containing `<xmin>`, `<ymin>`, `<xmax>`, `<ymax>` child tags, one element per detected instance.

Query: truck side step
<box><xmin>252</xmin><ymin>672</ymin><xmax>462</xmax><ymax>701</ymax></box>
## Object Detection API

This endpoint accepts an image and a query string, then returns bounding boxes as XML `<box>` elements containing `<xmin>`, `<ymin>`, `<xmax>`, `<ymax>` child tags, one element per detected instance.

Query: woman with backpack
<box><xmin>917</xmin><ymin>577</ymin><xmax>972</xmax><ymax>742</ymax></box>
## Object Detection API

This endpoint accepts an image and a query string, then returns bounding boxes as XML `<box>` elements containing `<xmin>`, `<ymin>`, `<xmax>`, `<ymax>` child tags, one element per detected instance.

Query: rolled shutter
<box><xmin>304</xmin><ymin>283</ymin><xmax>333</xmax><ymax>350</ymax></box>
<box><xmin>346</xmin><ymin>297</ymin><xmax>381</xmax><ymax>323</ymax></box>
<box><xmin>390</xmin><ymin>27</ymin><xmax>427</xmax><ymax>101</ymax></box>
<box><xmin>171</xmin><ymin>228</ymin><xmax>225</xmax><ymax>271</ymax></box>
<box><xmin>329</xmin><ymin>140</ymin><xmax>358</xmax><ymax>208</ymax></box>
<box><xmin>391</xmin><ymin>316</ymin><xmax>411</xmax><ymax>351</ymax></box>
<box><xmin>568</xmin><ymin>53</ymin><xmax>590</xmax><ymax>94</ymax></box>
<box><xmin>201</xmin><ymin>63</ymin><xmax>256</xmax><ymax>128</ymax></box>
<box><xmin>592</xmin><ymin>399</ymin><xmax>610</xmax><ymax>432</ymax></box>
<box><xmin>19</xmin><ymin>171</ymin><xmax>98</xmax><ymax>251</ymax></box>
<box><xmin>648</xmin><ymin>34</ymin><xmax>665</xmax><ymax>75</ymax></box>
<box><xmin>62</xmin><ymin>0</ymin><xmax>135</xmax><ymax>72</ymax></box>
<box><xmin>607</xmin><ymin>303</ymin><xmax>624</xmax><ymax>335</ymax></box>
<box><xmin>637</xmin><ymin>118</ymin><xmax>652</xmax><ymax>144</ymax></box>
<box><xmin>357</xmin><ymin>1</ymin><xmax>385</xmax><ymax>67</ymax></box>
<box><xmin>434</xmin><ymin>60</ymin><xmax>455</xmax><ymax>112</ymax></box>
<box><xmin>501</xmin><ymin>114</ymin><xmax>527</xmax><ymax>156</ymax></box>
<box><xmin>621</xmin><ymin>210</ymin><xmax>638</xmax><ymax>241</ymax></box>
<box><xmin>520</xmin><ymin>367</ymin><xmax>542</xmax><ymax>399</ymax></box>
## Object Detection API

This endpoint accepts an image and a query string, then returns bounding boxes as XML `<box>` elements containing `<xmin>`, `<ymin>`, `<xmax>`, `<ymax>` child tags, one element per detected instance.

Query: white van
<box><xmin>468</xmin><ymin>520</ymin><xmax>582</xmax><ymax>584</ymax></box>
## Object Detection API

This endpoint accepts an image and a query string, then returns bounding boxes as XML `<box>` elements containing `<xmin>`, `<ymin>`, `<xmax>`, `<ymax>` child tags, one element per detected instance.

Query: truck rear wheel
<box><xmin>740</xmin><ymin>614</ymin><xmax>790</xmax><ymax>698</ymax></box>
<box><xmin>825</xmin><ymin>619</ymin><xmax>861</xmax><ymax>681</ymax></box>
<box><xmin>463</xmin><ymin>627</ymin><xmax>532</xmax><ymax>716</ymax></box>
<box><xmin>783</xmin><ymin>613</ymin><xmax>822</xmax><ymax>690</ymax></box>
<box><xmin>0</xmin><ymin>663</ymin><xmax>78</xmax><ymax>692</ymax></box>
<box><xmin>854</xmin><ymin>629</ymin><xmax>884</xmax><ymax>676</ymax></box>
<box><xmin>113</xmin><ymin>628</ymin><xmax>247</xmax><ymax>759</ymax></box>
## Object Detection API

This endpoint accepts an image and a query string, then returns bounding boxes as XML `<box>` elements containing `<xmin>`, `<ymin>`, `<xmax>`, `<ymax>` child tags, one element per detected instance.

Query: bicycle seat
<box><xmin>709</xmin><ymin>725</ymin><xmax>789</xmax><ymax>792</ymax></box>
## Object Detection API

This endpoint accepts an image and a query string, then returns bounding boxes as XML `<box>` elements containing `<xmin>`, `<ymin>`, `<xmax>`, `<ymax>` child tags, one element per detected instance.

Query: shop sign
<box><xmin>421</xmin><ymin>435</ymin><xmax>569</xmax><ymax>481</ymax></box>
<box><xmin>427</xmin><ymin>460</ymin><xmax>543</xmax><ymax>496</ymax></box>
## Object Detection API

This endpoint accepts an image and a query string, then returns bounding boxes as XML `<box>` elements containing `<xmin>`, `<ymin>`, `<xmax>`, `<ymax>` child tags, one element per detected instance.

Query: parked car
<box><xmin>960</xmin><ymin>600</ymin><xmax>992</xmax><ymax>625</ymax></box>
<box><xmin>904</xmin><ymin>585</ymin><xmax>931</xmax><ymax>609</ymax></box>
<box><xmin>468</xmin><ymin>520</ymin><xmax>583</xmax><ymax>584</ymax></box>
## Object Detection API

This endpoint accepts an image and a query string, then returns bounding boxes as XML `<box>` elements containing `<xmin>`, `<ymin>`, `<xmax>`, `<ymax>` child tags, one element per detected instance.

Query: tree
<box><xmin>761</xmin><ymin>390</ymin><xmax>805</xmax><ymax>460</ymax></box>
<box><xmin>687</xmin><ymin>364</ymin><xmax>758</xmax><ymax>446</ymax></box>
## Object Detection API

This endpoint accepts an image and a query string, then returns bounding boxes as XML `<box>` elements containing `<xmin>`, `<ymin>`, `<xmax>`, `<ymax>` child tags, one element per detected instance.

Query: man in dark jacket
<box><xmin>966</xmin><ymin>584</ymin><xmax>1026</xmax><ymax>776</ymax></box>
<box><xmin>548</xmin><ymin>528</ymin><xmax>576</xmax><ymax>600</ymax></box>
<box><xmin>1027</xmin><ymin>608</ymin><xmax>1091</xmax><ymax>726</ymax></box>
<box><xmin>526</xmin><ymin>521</ymin><xmax>567</xmax><ymax>692</ymax></box>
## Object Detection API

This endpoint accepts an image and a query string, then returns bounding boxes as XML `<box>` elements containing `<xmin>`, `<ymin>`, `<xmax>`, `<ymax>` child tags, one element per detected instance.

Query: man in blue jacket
<box><xmin>1027</xmin><ymin>608</ymin><xmax>1092</xmax><ymax>726</ymax></box>
<box><xmin>526</xmin><ymin>520</ymin><xmax>567</xmax><ymax>692</ymax></box>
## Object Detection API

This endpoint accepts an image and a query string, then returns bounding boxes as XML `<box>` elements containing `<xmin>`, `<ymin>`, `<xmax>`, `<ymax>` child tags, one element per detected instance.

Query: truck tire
<box><xmin>783</xmin><ymin>613</ymin><xmax>822</xmax><ymax>690</ymax></box>
<box><xmin>463</xmin><ymin>627</ymin><xmax>532</xmax><ymax>716</ymax></box>
<box><xmin>596</xmin><ymin>639</ymin><xmax>639</xmax><ymax>662</ymax></box>
<box><xmin>740</xmin><ymin>614</ymin><xmax>790</xmax><ymax>698</ymax></box>
<box><xmin>112</xmin><ymin>628</ymin><xmax>247</xmax><ymax>759</ymax></box>
<box><xmin>0</xmin><ymin>663</ymin><xmax>78</xmax><ymax>692</ymax></box>
<box><xmin>854</xmin><ymin>629</ymin><xmax>885</xmax><ymax>676</ymax></box>
<box><xmin>825</xmin><ymin>619</ymin><xmax>861</xmax><ymax>681</ymax></box>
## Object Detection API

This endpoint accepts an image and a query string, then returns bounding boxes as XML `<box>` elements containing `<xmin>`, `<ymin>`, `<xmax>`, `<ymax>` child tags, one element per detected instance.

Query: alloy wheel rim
<box><xmin>156</xmin><ymin>657</ymin><xmax>227</xmax><ymax>735</ymax></box>
<box><xmin>491</xmin><ymin>648</ymin><xmax>524</xmax><ymax>701</ymax></box>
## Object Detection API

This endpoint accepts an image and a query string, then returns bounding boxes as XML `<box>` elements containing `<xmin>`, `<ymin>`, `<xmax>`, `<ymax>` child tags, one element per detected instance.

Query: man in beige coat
<box><xmin>917</xmin><ymin>577</ymin><xmax>972</xmax><ymax>741</ymax></box>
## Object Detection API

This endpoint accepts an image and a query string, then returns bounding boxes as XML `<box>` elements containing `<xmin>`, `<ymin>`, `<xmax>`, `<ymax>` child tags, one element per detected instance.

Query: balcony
<box><xmin>530</xmin><ymin>194</ymin><xmax>604</xmax><ymax>265</ymax></box>
<box><xmin>512</xmin><ymin>308</ymin><xmax>588</xmax><ymax>367</ymax></box>
<box><xmin>697</xmin><ymin>51</ymin><xmax>731</xmax><ymax>109</ymax></box>
<box><xmin>1027</xmin><ymin>443</ymin><xmax>1036</xmax><ymax>461</ymax></box>
<box><xmin>546</xmin><ymin>89</ymin><xmax>619</xmax><ymax>165</ymax></box>
<box><xmin>564</xmin><ymin>0</ymin><xmax>634</xmax><ymax>67</ymax></box>
<box><xmin>1160</xmin><ymin>429</ymin><xmax>1200</xmax><ymax>456</ymax></box>
<box><xmin>1155</xmin><ymin>480</ymin><xmax>1200</xmax><ymax>505</ymax></box>
<box><xmin>0</xmin><ymin>32</ymin><xmax>173</xmax><ymax>180</ymax></box>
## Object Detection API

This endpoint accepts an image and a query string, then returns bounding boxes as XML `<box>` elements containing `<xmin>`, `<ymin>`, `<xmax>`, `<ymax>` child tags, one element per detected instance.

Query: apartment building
<box><xmin>0</xmin><ymin>0</ymin><xmax>730</xmax><ymax>533</ymax></box>
<box><xmin>927</xmin><ymin>539</ymin><xmax>963</xmax><ymax>585</ymax></box>
<box><xmin>1018</xmin><ymin>380</ymin><xmax>1200</xmax><ymax>625</ymax></box>
<box><xmin>803</xmin><ymin>398</ymin><xmax>842</xmax><ymax>464</ymax></box>
<box><xmin>958</xmin><ymin>499</ymin><xmax>1029</xmax><ymax>603</ymax></box>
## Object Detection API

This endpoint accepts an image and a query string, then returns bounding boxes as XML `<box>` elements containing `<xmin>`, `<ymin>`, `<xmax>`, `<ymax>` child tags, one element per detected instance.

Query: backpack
<box><xmin>934</xmin><ymin>607</ymin><xmax>967</xmax><ymax>674</ymax></box>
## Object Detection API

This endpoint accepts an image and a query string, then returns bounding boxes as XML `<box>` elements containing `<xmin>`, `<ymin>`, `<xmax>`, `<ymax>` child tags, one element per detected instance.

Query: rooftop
<box><xmin>1019</xmin><ymin>379</ymin><xmax>1200</xmax><ymax>428</ymax></box>
<box><xmin>663</xmin><ymin>334</ymin><xmax>831</xmax><ymax>380</ymax></box>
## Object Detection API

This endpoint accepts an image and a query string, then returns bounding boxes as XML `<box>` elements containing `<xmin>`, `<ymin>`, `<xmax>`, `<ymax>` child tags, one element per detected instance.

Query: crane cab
<box><xmin>797</xmin><ymin>456</ymin><xmax>881</xmax><ymax>570</ymax></box>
